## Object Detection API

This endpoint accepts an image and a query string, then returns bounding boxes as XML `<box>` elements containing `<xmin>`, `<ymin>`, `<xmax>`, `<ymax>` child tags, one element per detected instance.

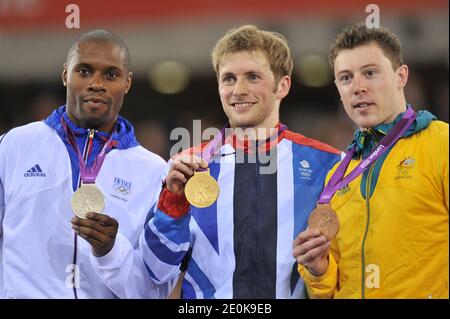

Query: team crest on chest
<box><xmin>111</xmin><ymin>177</ymin><xmax>132</xmax><ymax>202</ymax></box>
<box><xmin>298</xmin><ymin>160</ymin><xmax>313</xmax><ymax>180</ymax></box>
<box><xmin>395</xmin><ymin>156</ymin><xmax>415</xmax><ymax>180</ymax></box>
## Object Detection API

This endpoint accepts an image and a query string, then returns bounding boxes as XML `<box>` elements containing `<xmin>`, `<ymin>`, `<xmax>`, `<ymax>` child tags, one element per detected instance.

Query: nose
<box><xmin>352</xmin><ymin>75</ymin><xmax>367</xmax><ymax>95</ymax></box>
<box><xmin>88</xmin><ymin>73</ymin><xmax>106</xmax><ymax>92</ymax></box>
<box><xmin>232</xmin><ymin>77</ymin><xmax>248</xmax><ymax>96</ymax></box>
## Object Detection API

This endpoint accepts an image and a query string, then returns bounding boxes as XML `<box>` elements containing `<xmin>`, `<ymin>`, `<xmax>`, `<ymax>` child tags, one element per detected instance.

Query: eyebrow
<box><xmin>220</xmin><ymin>72</ymin><xmax>235</xmax><ymax>78</ymax></box>
<box><xmin>336</xmin><ymin>63</ymin><xmax>379</xmax><ymax>75</ymax></box>
<box><xmin>73</xmin><ymin>62</ymin><xmax>92</xmax><ymax>69</ymax></box>
<box><xmin>220</xmin><ymin>70</ymin><xmax>260</xmax><ymax>78</ymax></box>
<box><xmin>73</xmin><ymin>62</ymin><xmax>123</xmax><ymax>73</ymax></box>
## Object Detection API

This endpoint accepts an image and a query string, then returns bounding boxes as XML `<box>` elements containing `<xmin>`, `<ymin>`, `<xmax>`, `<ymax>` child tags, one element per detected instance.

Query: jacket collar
<box><xmin>349</xmin><ymin>105</ymin><xmax>436</xmax><ymax>158</ymax></box>
<box><xmin>225</xmin><ymin>123</ymin><xmax>287</xmax><ymax>153</ymax></box>
<box><xmin>44</xmin><ymin>105</ymin><xmax>139</xmax><ymax>150</ymax></box>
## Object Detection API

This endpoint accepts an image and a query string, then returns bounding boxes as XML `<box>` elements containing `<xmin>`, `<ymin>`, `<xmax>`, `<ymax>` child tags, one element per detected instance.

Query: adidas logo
<box><xmin>24</xmin><ymin>164</ymin><xmax>46</xmax><ymax>177</ymax></box>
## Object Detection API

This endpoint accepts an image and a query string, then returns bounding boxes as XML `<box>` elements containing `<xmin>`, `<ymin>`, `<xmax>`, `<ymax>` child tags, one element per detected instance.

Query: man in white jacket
<box><xmin>0</xmin><ymin>30</ymin><xmax>173</xmax><ymax>298</ymax></box>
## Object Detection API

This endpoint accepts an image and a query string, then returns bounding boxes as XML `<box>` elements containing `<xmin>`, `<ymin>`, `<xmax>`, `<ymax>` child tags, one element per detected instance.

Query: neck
<box><xmin>360</xmin><ymin>102</ymin><xmax>408</xmax><ymax>131</ymax></box>
<box><xmin>95</xmin><ymin>121</ymin><xmax>116</xmax><ymax>135</ymax></box>
<box><xmin>66</xmin><ymin>112</ymin><xmax>116</xmax><ymax>135</ymax></box>
<box><xmin>230</xmin><ymin>110</ymin><xmax>280</xmax><ymax>140</ymax></box>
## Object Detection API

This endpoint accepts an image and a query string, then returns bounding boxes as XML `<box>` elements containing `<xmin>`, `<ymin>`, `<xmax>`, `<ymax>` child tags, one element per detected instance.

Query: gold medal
<box><xmin>71</xmin><ymin>184</ymin><xmax>105</xmax><ymax>218</ymax></box>
<box><xmin>308</xmin><ymin>204</ymin><xmax>340</xmax><ymax>240</ymax></box>
<box><xmin>184</xmin><ymin>169</ymin><xmax>220</xmax><ymax>208</ymax></box>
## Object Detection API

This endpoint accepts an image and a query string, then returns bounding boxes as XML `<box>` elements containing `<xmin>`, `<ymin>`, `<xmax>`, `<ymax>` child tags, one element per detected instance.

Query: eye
<box><xmin>106</xmin><ymin>70</ymin><xmax>119</xmax><ymax>80</ymax></box>
<box><xmin>78</xmin><ymin>68</ymin><xmax>90</xmax><ymax>77</ymax></box>
<box><xmin>339</xmin><ymin>74</ymin><xmax>351</xmax><ymax>83</ymax></box>
<box><xmin>248</xmin><ymin>73</ymin><xmax>259</xmax><ymax>81</ymax></box>
<box><xmin>365</xmin><ymin>70</ymin><xmax>376</xmax><ymax>77</ymax></box>
<box><xmin>222</xmin><ymin>75</ymin><xmax>235</xmax><ymax>84</ymax></box>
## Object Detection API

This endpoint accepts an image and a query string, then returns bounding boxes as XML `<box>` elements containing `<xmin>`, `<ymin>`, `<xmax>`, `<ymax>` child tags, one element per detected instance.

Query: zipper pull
<box><xmin>86</xmin><ymin>129</ymin><xmax>96</xmax><ymax>160</ymax></box>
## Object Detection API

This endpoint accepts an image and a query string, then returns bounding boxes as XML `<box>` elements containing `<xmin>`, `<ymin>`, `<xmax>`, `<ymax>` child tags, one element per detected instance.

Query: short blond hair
<box><xmin>212</xmin><ymin>25</ymin><xmax>293</xmax><ymax>82</ymax></box>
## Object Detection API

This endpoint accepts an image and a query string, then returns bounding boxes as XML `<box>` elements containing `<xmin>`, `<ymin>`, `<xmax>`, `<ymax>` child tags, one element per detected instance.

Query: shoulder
<box><xmin>123</xmin><ymin>145</ymin><xmax>167</xmax><ymax>169</ymax></box>
<box><xmin>422</xmin><ymin>120</ymin><xmax>449</xmax><ymax>156</ymax></box>
<box><xmin>414</xmin><ymin>120</ymin><xmax>448</xmax><ymax>146</ymax></box>
<box><xmin>284</xmin><ymin>130</ymin><xmax>341</xmax><ymax>155</ymax></box>
<box><xmin>426</xmin><ymin>120</ymin><xmax>449</xmax><ymax>137</ymax></box>
<box><xmin>1</xmin><ymin>121</ymin><xmax>54</xmax><ymax>146</ymax></box>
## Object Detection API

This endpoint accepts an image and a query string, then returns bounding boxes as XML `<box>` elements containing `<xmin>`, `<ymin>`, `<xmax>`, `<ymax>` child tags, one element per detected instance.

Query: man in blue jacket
<box><xmin>0</xmin><ymin>30</ymin><xmax>173</xmax><ymax>298</ymax></box>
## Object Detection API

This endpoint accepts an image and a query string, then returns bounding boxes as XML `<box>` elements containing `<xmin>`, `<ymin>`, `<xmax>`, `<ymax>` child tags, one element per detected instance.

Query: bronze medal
<box><xmin>308</xmin><ymin>204</ymin><xmax>340</xmax><ymax>240</ymax></box>
<box><xmin>184</xmin><ymin>169</ymin><xmax>220</xmax><ymax>208</ymax></box>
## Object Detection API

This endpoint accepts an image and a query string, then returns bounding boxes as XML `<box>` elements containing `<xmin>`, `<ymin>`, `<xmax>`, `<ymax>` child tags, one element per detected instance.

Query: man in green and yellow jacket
<box><xmin>293</xmin><ymin>23</ymin><xmax>448</xmax><ymax>299</ymax></box>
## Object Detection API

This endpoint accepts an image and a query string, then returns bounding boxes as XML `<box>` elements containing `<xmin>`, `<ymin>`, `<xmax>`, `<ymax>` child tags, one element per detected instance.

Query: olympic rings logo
<box><xmin>114</xmin><ymin>183</ymin><xmax>132</xmax><ymax>196</ymax></box>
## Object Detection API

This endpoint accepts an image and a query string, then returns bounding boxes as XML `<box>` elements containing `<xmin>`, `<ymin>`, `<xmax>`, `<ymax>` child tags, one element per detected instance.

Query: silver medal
<box><xmin>71</xmin><ymin>184</ymin><xmax>105</xmax><ymax>218</ymax></box>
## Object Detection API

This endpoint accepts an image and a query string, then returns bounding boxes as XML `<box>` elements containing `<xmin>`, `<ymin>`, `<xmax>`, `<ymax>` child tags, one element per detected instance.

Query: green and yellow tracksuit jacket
<box><xmin>298</xmin><ymin>109</ymin><xmax>449</xmax><ymax>299</ymax></box>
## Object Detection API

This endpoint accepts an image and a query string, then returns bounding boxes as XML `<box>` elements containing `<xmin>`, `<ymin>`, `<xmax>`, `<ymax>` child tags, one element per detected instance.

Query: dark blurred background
<box><xmin>1</xmin><ymin>0</ymin><xmax>448</xmax><ymax>159</ymax></box>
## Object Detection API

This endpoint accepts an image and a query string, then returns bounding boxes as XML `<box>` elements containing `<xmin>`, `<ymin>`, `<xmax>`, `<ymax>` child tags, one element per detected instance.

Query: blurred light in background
<box><xmin>1</xmin><ymin>0</ymin><xmax>448</xmax><ymax>153</ymax></box>
<box><xmin>149</xmin><ymin>61</ymin><xmax>191</xmax><ymax>94</ymax></box>
<box><xmin>296</xmin><ymin>54</ymin><xmax>331</xmax><ymax>88</ymax></box>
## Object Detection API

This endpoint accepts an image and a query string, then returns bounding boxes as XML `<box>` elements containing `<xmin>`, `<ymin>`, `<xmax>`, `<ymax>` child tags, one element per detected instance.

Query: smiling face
<box><xmin>218</xmin><ymin>50</ymin><xmax>290</xmax><ymax>131</ymax></box>
<box><xmin>333</xmin><ymin>42</ymin><xmax>408</xmax><ymax>129</ymax></box>
<box><xmin>62</xmin><ymin>40</ymin><xmax>132</xmax><ymax>133</ymax></box>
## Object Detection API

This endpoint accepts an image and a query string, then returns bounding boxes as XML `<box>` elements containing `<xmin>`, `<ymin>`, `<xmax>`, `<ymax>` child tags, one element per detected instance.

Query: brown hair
<box><xmin>329</xmin><ymin>23</ymin><xmax>403</xmax><ymax>71</ymax></box>
<box><xmin>212</xmin><ymin>25</ymin><xmax>293</xmax><ymax>82</ymax></box>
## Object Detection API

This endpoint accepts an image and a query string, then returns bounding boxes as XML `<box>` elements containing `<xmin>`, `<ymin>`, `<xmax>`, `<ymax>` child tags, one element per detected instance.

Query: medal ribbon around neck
<box><xmin>185</xmin><ymin>124</ymin><xmax>287</xmax><ymax>208</ymax></box>
<box><xmin>61</xmin><ymin>117</ymin><xmax>116</xmax><ymax>184</ymax></box>
<box><xmin>318</xmin><ymin>106</ymin><xmax>416</xmax><ymax>204</ymax></box>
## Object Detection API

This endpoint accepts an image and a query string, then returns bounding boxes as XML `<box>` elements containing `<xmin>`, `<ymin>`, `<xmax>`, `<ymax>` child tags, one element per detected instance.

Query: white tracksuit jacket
<box><xmin>0</xmin><ymin>106</ymin><xmax>173</xmax><ymax>298</ymax></box>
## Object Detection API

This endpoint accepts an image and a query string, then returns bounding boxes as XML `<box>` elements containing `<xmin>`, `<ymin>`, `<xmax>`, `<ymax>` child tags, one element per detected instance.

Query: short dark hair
<box><xmin>329</xmin><ymin>23</ymin><xmax>403</xmax><ymax>71</ymax></box>
<box><xmin>66</xmin><ymin>29</ymin><xmax>131</xmax><ymax>70</ymax></box>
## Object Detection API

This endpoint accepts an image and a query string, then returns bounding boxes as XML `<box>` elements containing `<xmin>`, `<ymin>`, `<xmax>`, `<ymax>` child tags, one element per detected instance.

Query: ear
<box><xmin>276</xmin><ymin>75</ymin><xmax>291</xmax><ymax>99</ymax></box>
<box><xmin>62</xmin><ymin>63</ymin><xmax>68</xmax><ymax>87</ymax></box>
<box><xmin>396</xmin><ymin>64</ymin><xmax>408</xmax><ymax>89</ymax></box>
<box><xmin>124</xmin><ymin>72</ymin><xmax>133</xmax><ymax>94</ymax></box>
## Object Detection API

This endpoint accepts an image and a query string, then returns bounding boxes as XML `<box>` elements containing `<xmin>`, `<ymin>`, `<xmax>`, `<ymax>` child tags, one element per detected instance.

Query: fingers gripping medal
<box><xmin>71</xmin><ymin>184</ymin><xmax>105</xmax><ymax>218</ymax></box>
<box><xmin>183</xmin><ymin>124</ymin><xmax>229</xmax><ymax>208</ymax></box>
<box><xmin>185</xmin><ymin>169</ymin><xmax>220</xmax><ymax>208</ymax></box>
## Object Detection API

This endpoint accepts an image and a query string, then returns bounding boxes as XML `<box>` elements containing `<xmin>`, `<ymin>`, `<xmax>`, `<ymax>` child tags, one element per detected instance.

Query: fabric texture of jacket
<box><xmin>0</xmin><ymin>106</ymin><xmax>171</xmax><ymax>298</ymax></box>
<box><xmin>298</xmin><ymin>108</ymin><xmax>449</xmax><ymax>299</ymax></box>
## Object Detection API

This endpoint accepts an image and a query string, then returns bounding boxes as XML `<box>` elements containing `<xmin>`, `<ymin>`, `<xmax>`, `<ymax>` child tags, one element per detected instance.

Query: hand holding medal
<box><xmin>308</xmin><ymin>107</ymin><xmax>416</xmax><ymax>239</ymax></box>
<box><xmin>167</xmin><ymin>125</ymin><xmax>228</xmax><ymax>208</ymax></box>
<box><xmin>295</xmin><ymin>107</ymin><xmax>416</xmax><ymax>275</ymax></box>
<box><xmin>166</xmin><ymin>154</ymin><xmax>219</xmax><ymax>208</ymax></box>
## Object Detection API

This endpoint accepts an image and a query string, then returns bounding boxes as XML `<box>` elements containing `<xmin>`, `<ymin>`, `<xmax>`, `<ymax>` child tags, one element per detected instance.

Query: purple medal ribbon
<box><xmin>318</xmin><ymin>107</ymin><xmax>416</xmax><ymax>204</ymax></box>
<box><xmin>200</xmin><ymin>124</ymin><xmax>229</xmax><ymax>165</ymax></box>
<box><xmin>61</xmin><ymin>118</ymin><xmax>115</xmax><ymax>184</ymax></box>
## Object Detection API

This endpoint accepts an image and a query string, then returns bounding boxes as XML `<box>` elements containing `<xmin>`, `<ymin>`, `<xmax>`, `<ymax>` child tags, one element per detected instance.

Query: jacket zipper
<box><xmin>252</xmin><ymin>149</ymin><xmax>259</xmax><ymax>298</ymax></box>
<box><xmin>72</xmin><ymin>129</ymin><xmax>96</xmax><ymax>299</ymax></box>
<box><xmin>360</xmin><ymin>163</ymin><xmax>374</xmax><ymax>299</ymax></box>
